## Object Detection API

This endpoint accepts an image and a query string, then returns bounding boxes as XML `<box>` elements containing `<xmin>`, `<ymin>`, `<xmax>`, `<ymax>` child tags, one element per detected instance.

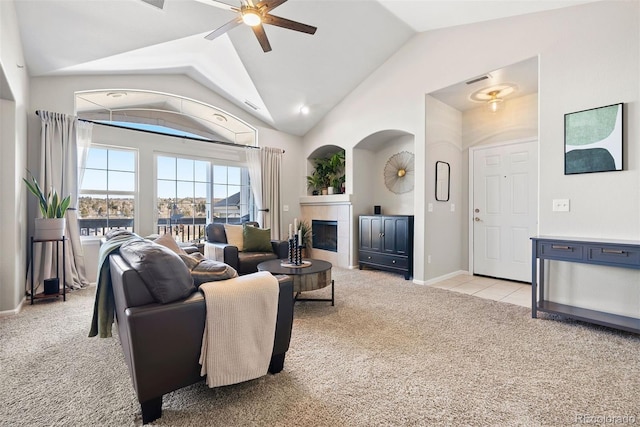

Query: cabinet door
<box><xmin>393</xmin><ymin>217</ymin><xmax>410</xmax><ymax>255</ymax></box>
<box><xmin>360</xmin><ymin>216</ymin><xmax>382</xmax><ymax>252</ymax></box>
<box><xmin>381</xmin><ymin>217</ymin><xmax>397</xmax><ymax>254</ymax></box>
<box><xmin>381</xmin><ymin>216</ymin><xmax>410</xmax><ymax>255</ymax></box>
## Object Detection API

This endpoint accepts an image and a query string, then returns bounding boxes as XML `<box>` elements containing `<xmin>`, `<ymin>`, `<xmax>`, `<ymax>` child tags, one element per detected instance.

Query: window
<box><xmin>78</xmin><ymin>146</ymin><xmax>137</xmax><ymax>236</ymax></box>
<box><xmin>156</xmin><ymin>155</ymin><xmax>253</xmax><ymax>241</ymax></box>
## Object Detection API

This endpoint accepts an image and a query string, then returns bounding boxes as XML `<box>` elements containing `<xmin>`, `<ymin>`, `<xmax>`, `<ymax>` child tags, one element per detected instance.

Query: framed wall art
<box><xmin>565</xmin><ymin>103</ymin><xmax>623</xmax><ymax>175</ymax></box>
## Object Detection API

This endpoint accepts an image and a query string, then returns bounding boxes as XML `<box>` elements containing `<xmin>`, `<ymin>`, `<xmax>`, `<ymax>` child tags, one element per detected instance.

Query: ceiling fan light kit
<box><xmin>203</xmin><ymin>0</ymin><xmax>317</xmax><ymax>53</ymax></box>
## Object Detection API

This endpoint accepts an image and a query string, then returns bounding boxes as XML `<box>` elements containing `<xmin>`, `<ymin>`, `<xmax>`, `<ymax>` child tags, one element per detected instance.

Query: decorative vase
<box><xmin>34</xmin><ymin>218</ymin><xmax>65</xmax><ymax>241</ymax></box>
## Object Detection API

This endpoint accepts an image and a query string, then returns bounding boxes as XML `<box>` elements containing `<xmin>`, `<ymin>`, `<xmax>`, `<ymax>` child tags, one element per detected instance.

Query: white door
<box><xmin>472</xmin><ymin>140</ymin><xmax>538</xmax><ymax>282</ymax></box>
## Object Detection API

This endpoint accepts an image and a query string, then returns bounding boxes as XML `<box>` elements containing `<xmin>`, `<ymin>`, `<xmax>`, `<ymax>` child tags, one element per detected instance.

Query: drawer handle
<box><xmin>602</xmin><ymin>249</ymin><xmax>625</xmax><ymax>255</ymax></box>
<box><xmin>551</xmin><ymin>245</ymin><xmax>572</xmax><ymax>250</ymax></box>
<box><xmin>392</xmin><ymin>260</ymin><xmax>396</xmax><ymax>264</ymax></box>
<box><xmin>367</xmin><ymin>256</ymin><xmax>372</xmax><ymax>259</ymax></box>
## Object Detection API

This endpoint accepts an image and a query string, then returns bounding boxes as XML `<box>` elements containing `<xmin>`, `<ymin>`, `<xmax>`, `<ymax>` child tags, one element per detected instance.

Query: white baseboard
<box><xmin>421</xmin><ymin>270</ymin><xmax>471</xmax><ymax>286</ymax></box>
<box><xmin>0</xmin><ymin>296</ymin><xmax>25</xmax><ymax>317</ymax></box>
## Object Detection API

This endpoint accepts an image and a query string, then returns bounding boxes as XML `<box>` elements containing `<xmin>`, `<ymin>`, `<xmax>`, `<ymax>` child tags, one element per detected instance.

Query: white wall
<box><xmin>425</xmin><ymin>95</ymin><xmax>463</xmax><ymax>279</ymax></box>
<box><xmin>304</xmin><ymin>1</ymin><xmax>640</xmax><ymax>283</ymax></box>
<box><xmin>0</xmin><ymin>0</ymin><xmax>29</xmax><ymax>314</ymax></box>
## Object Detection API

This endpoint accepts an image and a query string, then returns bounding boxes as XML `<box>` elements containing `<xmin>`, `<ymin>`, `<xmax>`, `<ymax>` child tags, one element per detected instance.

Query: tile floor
<box><xmin>430</xmin><ymin>274</ymin><xmax>531</xmax><ymax>308</ymax></box>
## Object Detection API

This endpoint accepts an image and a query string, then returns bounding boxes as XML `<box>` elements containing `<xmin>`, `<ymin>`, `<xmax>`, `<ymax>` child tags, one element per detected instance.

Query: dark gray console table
<box><xmin>531</xmin><ymin>236</ymin><xmax>640</xmax><ymax>334</ymax></box>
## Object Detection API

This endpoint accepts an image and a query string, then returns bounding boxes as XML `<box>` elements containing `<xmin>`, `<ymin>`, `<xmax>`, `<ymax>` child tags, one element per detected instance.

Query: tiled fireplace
<box><xmin>300</xmin><ymin>196</ymin><xmax>352</xmax><ymax>268</ymax></box>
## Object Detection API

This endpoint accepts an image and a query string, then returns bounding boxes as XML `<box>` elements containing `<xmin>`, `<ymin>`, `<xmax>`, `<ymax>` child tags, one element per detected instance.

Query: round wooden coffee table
<box><xmin>257</xmin><ymin>259</ymin><xmax>334</xmax><ymax>305</ymax></box>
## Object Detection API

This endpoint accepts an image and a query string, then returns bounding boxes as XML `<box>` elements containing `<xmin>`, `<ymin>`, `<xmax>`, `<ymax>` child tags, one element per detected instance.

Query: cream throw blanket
<box><xmin>199</xmin><ymin>271</ymin><xmax>279</xmax><ymax>387</ymax></box>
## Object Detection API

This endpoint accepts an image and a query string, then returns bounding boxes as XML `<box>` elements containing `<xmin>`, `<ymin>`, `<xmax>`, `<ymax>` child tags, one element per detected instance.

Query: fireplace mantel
<box><xmin>300</xmin><ymin>194</ymin><xmax>352</xmax><ymax>205</ymax></box>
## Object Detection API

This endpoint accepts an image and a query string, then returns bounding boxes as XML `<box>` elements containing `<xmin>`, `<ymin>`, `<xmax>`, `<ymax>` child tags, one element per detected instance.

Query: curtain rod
<box><xmin>36</xmin><ymin>111</ymin><xmax>284</xmax><ymax>152</ymax></box>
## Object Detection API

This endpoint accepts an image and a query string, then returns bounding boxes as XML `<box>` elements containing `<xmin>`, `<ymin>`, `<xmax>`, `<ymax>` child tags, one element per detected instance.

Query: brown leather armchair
<box><xmin>109</xmin><ymin>252</ymin><xmax>294</xmax><ymax>424</ymax></box>
<box><xmin>204</xmin><ymin>222</ymin><xmax>289</xmax><ymax>275</ymax></box>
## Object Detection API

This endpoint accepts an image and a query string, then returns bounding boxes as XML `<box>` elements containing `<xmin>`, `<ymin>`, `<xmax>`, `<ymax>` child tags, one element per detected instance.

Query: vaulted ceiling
<box><xmin>13</xmin><ymin>0</ymin><xmax>596</xmax><ymax>136</ymax></box>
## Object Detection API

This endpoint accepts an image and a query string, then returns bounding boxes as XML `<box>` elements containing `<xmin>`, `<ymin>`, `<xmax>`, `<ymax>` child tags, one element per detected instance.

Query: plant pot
<box><xmin>34</xmin><ymin>218</ymin><xmax>65</xmax><ymax>241</ymax></box>
<box><xmin>327</xmin><ymin>187</ymin><xmax>335</xmax><ymax>195</ymax></box>
<box><xmin>321</xmin><ymin>188</ymin><xmax>328</xmax><ymax>195</ymax></box>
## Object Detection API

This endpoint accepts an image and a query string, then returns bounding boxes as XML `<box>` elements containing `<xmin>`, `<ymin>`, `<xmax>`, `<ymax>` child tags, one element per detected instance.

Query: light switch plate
<box><xmin>428</xmin><ymin>203</ymin><xmax>433</xmax><ymax>212</ymax></box>
<box><xmin>552</xmin><ymin>199</ymin><xmax>570</xmax><ymax>212</ymax></box>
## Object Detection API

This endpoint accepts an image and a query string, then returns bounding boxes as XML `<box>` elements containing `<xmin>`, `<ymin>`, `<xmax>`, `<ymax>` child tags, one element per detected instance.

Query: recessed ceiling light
<box><xmin>213</xmin><ymin>113</ymin><xmax>228</xmax><ymax>122</ymax></box>
<box><xmin>106</xmin><ymin>91</ymin><xmax>127</xmax><ymax>98</ymax></box>
<box><xmin>300</xmin><ymin>105</ymin><xmax>310</xmax><ymax>115</ymax></box>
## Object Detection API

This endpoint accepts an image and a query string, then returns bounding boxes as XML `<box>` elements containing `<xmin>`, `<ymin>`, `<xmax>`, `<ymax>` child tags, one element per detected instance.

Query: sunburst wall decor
<box><xmin>384</xmin><ymin>151</ymin><xmax>415</xmax><ymax>194</ymax></box>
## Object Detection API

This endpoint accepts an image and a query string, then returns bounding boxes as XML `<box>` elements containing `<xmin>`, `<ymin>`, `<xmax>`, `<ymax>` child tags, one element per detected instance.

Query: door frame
<box><xmin>468</xmin><ymin>137</ymin><xmax>539</xmax><ymax>278</ymax></box>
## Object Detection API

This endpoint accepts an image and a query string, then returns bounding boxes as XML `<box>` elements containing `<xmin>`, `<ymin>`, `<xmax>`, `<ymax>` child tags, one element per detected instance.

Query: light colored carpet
<box><xmin>1</xmin><ymin>267</ymin><xmax>639</xmax><ymax>426</ymax></box>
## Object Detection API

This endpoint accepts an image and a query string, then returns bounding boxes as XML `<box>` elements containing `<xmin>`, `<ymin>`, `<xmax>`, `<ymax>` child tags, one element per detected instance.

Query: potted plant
<box><xmin>306</xmin><ymin>172</ymin><xmax>324</xmax><ymax>195</ymax></box>
<box><xmin>326</xmin><ymin>151</ymin><xmax>345</xmax><ymax>194</ymax></box>
<box><xmin>306</xmin><ymin>150</ymin><xmax>345</xmax><ymax>195</ymax></box>
<box><xmin>296</xmin><ymin>219</ymin><xmax>313</xmax><ymax>257</ymax></box>
<box><xmin>23</xmin><ymin>170</ymin><xmax>71</xmax><ymax>240</ymax></box>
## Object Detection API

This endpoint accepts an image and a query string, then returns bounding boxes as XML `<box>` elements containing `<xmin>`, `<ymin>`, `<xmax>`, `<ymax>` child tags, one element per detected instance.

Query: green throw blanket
<box><xmin>88</xmin><ymin>232</ymin><xmax>143</xmax><ymax>338</ymax></box>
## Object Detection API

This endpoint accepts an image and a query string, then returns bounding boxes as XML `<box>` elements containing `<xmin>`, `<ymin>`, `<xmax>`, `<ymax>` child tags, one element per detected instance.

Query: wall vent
<box><xmin>466</xmin><ymin>75</ymin><xmax>490</xmax><ymax>85</ymax></box>
<box><xmin>244</xmin><ymin>100</ymin><xmax>259</xmax><ymax>110</ymax></box>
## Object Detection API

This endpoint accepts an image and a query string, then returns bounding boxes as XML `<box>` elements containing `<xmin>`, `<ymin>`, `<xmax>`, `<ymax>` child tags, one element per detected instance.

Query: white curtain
<box><xmin>27</xmin><ymin>111</ymin><xmax>93</xmax><ymax>295</ymax></box>
<box><xmin>246</xmin><ymin>147</ymin><xmax>283</xmax><ymax>239</ymax></box>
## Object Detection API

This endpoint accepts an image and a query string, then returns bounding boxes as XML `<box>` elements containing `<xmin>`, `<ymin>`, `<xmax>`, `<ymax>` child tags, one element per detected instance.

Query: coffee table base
<box><xmin>295</xmin><ymin>279</ymin><xmax>334</xmax><ymax>306</ymax></box>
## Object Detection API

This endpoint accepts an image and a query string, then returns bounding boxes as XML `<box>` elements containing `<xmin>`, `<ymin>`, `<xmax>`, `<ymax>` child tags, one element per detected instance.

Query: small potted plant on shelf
<box><xmin>23</xmin><ymin>170</ymin><xmax>71</xmax><ymax>240</ymax></box>
<box><xmin>306</xmin><ymin>150</ymin><xmax>345</xmax><ymax>195</ymax></box>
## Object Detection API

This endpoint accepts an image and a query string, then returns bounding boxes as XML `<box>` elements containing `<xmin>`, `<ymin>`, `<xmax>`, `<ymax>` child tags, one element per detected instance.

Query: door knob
<box><xmin>474</xmin><ymin>208</ymin><xmax>480</xmax><ymax>213</ymax></box>
<box><xmin>474</xmin><ymin>217</ymin><xmax>480</xmax><ymax>222</ymax></box>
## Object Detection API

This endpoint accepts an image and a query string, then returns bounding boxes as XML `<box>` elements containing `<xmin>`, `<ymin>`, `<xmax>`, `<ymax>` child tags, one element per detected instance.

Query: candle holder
<box><xmin>288</xmin><ymin>238</ymin><xmax>295</xmax><ymax>264</ymax></box>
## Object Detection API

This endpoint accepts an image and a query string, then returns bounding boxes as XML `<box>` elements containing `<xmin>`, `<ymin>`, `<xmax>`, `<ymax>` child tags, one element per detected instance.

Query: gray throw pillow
<box><xmin>178</xmin><ymin>253</ymin><xmax>238</xmax><ymax>286</ymax></box>
<box><xmin>120</xmin><ymin>239</ymin><xmax>195</xmax><ymax>304</ymax></box>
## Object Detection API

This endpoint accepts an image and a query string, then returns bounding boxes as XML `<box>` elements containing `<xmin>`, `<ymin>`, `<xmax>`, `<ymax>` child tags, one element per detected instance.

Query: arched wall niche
<box><xmin>352</xmin><ymin>129</ymin><xmax>415</xmax><ymax>217</ymax></box>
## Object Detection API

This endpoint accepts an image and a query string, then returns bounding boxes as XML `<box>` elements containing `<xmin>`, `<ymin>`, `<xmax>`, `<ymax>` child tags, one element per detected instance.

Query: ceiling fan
<box><xmin>194</xmin><ymin>0</ymin><xmax>317</xmax><ymax>52</ymax></box>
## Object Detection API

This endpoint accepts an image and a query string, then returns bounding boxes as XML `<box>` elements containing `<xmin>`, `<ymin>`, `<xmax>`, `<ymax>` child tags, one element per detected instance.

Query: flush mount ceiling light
<box><xmin>469</xmin><ymin>83</ymin><xmax>518</xmax><ymax>113</ymax></box>
<box><xmin>487</xmin><ymin>90</ymin><xmax>504</xmax><ymax>113</ymax></box>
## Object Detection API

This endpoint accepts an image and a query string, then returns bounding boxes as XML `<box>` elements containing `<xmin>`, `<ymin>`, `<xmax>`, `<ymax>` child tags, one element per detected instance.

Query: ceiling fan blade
<box><xmin>263</xmin><ymin>14</ymin><xmax>317</xmax><ymax>35</ymax></box>
<box><xmin>256</xmin><ymin>0</ymin><xmax>287</xmax><ymax>13</ymax></box>
<box><xmin>205</xmin><ymin>18</ymin><xmax>242</xmax><ymax>40</ymax></box>
<box><xmin>192</xmin><ymin>0</ymin><xmax>238</xmax><ymax>12</ymax></box>
<box><xmin>251</xmin><ymin>24</ymin><xmax>272</xmax><ymax>52</ymax></box>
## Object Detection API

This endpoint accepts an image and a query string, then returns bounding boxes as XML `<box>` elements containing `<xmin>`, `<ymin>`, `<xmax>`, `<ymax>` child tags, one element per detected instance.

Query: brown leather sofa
<box><xmin>204</xmin><ymin>222</ymin><xmax>289</xmax><ymax>275</ymax></box>
<box><xmin>109</xmin><ymin>252</ymin><xmax>294</xmax><ymax>424</ymax></box>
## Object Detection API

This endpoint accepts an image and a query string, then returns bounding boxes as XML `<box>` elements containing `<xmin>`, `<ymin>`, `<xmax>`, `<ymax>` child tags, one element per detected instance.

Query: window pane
<box><xmin>194</xmin><ymin>160</ymin><xmax>208</xmax><ymax>182</ymax></box>
<box><xmin>177</xmin><ymin>181</ymin><xmax>193</xmax><ymax>199</ymax></box>
<box><xmin>109</xmin><ymin>150</ymin><xmax>135</xmax><ymax>172</ymax></box>
<box><xmin>81</xmin><ymin>169</ymin><xmax>107</xmax><ymax>191</ymax></box>
<box><xmin>177</xmin><ymin>158</ymin><xmax>193</xmax><ymax>181</ymax></box>
<box><xmin>194</xmin><ymin>182</ymin><xmax>208</xmax><ymax>199</ymax></box>
<box><xmin>85</xmin><ymin>148</ymin><xmax>107</xmax><ymax>169</ymax></box>
<box><xmin>157</xmin><ymin>156</ymin><xmax>176</xmax><ymax>180</ymax></box>
<box><xmin>157</xmin><ymin>180</ymin><xmax>175</xmax><ymax>199</ymax></box>
<box><xmin>108</xmin><ymin>171</ymin><xmax>135</xmax><ymax>192</ymax></box>
<box><xmin>228</xmin><ymin>167</ymin><xmax>241</xmax><ymax>185</ymax></box>
<box><xmin>213</xmin><ymin>165</ymin><xmax>227</xmax><ymax>184</ymax></box>
<box><xmin>213</xmin><ymin>184</ymin><xmax>228</xmax><ymax>200</ymax></box>
<box><xmin>227</xmin><ymin>185</ymin><xmax>240</xmax><ymax>201</ymax></box>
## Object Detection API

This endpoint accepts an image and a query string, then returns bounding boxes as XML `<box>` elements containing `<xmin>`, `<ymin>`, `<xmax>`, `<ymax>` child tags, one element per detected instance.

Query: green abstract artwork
<box><xmin>565</xmin><ymin>103</ymin><xmax>622</xmax><ymax>174</ymax></box>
